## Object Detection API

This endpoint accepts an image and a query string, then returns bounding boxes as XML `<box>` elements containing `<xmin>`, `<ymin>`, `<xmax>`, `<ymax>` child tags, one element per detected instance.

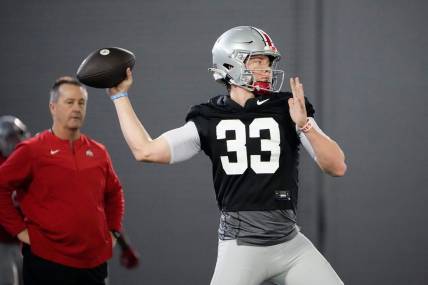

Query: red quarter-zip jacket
<box><xmin>0</xmin><ymin>130</ymin><xmax>124</xmax><ymax>268</ymax></box>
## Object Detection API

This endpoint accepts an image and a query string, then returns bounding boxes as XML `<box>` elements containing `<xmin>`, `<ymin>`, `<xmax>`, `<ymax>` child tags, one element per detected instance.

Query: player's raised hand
<box><xmin>107</xmin><ymin>68</ymin><xmax>133</xmax><ymax>96</ymax></box>
<box><xmin>288</xmin><ymin>77</ymin><xmax>308</xmax><ymax>128</ymax></box>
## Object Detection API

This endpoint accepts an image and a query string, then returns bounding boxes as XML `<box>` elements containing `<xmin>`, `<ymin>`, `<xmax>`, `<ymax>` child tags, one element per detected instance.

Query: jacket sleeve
<box><xmin>103</xmin><ymin>150</ymin><xmax>124</xmax><ymax>232</ymax></box>
<box><xmin>0</xmin><ymin>143</ymin><xmax>32</xmax><ymax>236</ymax></box>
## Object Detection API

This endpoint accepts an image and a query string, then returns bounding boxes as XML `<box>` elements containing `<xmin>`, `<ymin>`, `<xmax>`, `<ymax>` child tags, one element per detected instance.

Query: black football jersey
<box><xmin>186</xmin><ymin>92</ymin><xmax>315</xmax><ymax>211</ymax></box>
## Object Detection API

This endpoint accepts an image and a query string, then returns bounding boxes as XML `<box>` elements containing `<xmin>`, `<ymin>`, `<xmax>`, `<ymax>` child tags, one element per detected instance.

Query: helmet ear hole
<box><xmin>223</xmin><ymin>63</ymin><xmax>233</xmax><ymax>70</ymax></box>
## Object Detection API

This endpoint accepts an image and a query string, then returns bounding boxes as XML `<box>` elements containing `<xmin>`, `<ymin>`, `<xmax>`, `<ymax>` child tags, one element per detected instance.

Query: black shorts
<box><xmin>22</xmin><ymin>244</ymin><xmax>108</xmax><ymax>285</ymax></box>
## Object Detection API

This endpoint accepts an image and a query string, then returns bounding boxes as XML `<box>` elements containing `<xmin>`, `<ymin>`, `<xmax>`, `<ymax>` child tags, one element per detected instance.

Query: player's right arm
<box><xmin>108</xmin><ymin>68</ymin><xmax>200</xmax><ymax>164</ymax></box>
<box><xmin>107</xmin><ymin>68</ymin><xmax>171</xmax><ymax>163</ymax></box>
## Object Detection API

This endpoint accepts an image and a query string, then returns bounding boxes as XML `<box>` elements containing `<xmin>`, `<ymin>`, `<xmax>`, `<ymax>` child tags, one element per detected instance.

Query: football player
<box><xmin>107</xmin><ymin>26</ymin><xmax>346</xmax><ymax>285</ymax></box>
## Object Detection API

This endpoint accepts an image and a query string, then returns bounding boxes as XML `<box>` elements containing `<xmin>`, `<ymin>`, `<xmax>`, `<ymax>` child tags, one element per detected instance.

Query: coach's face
<box><xmin>50</xmin><ymin>84</ymin><xmax>88</xmax><ymax>131</ymax></box>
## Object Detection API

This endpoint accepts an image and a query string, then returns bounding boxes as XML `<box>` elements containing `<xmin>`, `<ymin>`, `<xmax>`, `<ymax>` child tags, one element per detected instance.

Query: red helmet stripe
<box><xmin>262</xmin><ymin>31</ymin><xmax>273</xmax><ymax>47</ymax></box>
<box><xmin>254</xmin><ymin>27</ymin><xmax>277</xmax><ymax>51</ymax></box>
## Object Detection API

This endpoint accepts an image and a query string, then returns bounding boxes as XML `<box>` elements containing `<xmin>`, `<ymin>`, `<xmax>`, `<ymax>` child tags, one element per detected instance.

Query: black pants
<box><xmin>22</xmin><ymin>245</ymin><xmax>108</xmax><ymax>285</ymax></box>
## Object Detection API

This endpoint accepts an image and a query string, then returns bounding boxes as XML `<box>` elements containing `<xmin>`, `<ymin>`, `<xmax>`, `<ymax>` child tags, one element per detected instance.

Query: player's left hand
<box><xmin>288</xmin><ymin>77</ymin><xmax>308</xmax><ymax>128</ymax></box>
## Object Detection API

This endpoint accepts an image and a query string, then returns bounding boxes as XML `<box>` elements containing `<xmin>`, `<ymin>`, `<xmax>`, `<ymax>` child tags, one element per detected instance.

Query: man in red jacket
<box><xmin>0</xmin><ymin>77</ymin><xmax>125</xmax><ymax>285</ymax></box>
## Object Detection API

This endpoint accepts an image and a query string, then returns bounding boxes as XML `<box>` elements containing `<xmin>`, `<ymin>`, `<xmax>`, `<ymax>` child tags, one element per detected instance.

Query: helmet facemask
<box><xmin>238</xmin><ymin>53</ymin><xmax>285</xmax><ymax>94</ymax></box>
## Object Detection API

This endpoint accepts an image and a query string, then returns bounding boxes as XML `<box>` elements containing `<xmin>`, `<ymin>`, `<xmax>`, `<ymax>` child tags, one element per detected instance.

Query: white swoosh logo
<box><xmin>50</xmin><ymin>149</ymin><xmax>60</xmax><ymax>155</ymax></box>
<box><xmin>257</xmin><ymin>99</ymin><xmax>269</xmax><ymax>105</ymax></box>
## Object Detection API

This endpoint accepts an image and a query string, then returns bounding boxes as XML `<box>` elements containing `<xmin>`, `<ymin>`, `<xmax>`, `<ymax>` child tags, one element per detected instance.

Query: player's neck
<box><xmin>229</xmin><ymin>85</ymin><xmax>255</xmax><ymax>107</ymax></box>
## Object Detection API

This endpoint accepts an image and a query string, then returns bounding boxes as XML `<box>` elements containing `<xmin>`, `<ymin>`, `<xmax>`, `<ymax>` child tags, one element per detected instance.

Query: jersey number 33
<box><xmin>216</xmin><ymin>118</ymin><xmax>280</xmax><ymax>175</ymax></box>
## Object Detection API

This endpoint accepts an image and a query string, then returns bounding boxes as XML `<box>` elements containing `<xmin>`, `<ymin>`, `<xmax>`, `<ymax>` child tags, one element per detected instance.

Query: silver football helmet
<box><xmin>0</xmin><ymin>115</ymin><xmax>30</xmax><ymax>157</ymax></box>
<box><xmin>209</xmin><ymin>26</ymin><xmax>284</xmax><ymax>93</ymax></box>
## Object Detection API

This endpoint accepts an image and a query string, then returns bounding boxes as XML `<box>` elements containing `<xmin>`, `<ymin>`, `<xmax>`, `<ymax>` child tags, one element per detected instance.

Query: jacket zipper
<box><xmin>70</xmin><ymin>141</ymin><xmax>78</xmax><ymax>171</ymax></box>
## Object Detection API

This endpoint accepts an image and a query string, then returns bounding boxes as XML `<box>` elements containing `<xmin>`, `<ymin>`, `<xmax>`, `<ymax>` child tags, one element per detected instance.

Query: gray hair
<box><xmin>49</xmin><ymin>76</ymin><xmax>87</xmax><ymax>103</ymax></box>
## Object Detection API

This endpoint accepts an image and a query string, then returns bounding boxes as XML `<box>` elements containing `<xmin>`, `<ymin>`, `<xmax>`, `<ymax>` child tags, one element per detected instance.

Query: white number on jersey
<box><xmin>216</xmin><ymin>118</ymin><xmax>280</xmax><ymax>175</ymax></box>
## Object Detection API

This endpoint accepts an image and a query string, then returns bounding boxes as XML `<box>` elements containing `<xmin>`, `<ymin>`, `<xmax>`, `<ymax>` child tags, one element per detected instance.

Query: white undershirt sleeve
<box><xmin>296</xmin><ymin>117</ymin><xmax>330</xmax><ymax>162</ymax></box>
<box><xmin>160</xmin><ymin>121</ymin><xmax>201</xmax><ymax>164</ymax></box>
